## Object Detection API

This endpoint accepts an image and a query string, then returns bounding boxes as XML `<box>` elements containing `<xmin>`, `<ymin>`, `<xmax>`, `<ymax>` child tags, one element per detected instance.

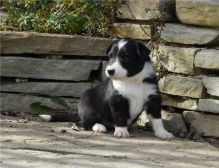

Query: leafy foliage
<box><xmin>1</xmin><ymin>0</ymin><xmax>120</xmax><ymax>37</ymax></box>
<box><xmin>30</xmin><ymin>96</ymin><xmax>71</xmax><ymax>114</ymax></box>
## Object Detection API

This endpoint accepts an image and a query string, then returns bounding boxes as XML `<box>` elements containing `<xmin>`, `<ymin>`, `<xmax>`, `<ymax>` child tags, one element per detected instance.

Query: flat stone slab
<box><xmin>162</xmin><ymin>94</ymin><xmax>198</xmax><ymax>111</ymax></box>
<box><xmin>194</xmin><ymin>49</ymin><xmax>219</xmax><ymax>70</ymax></box>
<box><xmin>0</xmin><ymin>31</ymin><xmax>113</xmax><ymax>56</ymax></box>
<box><xmin>159</xmin><ymin>75</ymin><xmax>204</xmax><ymax>98</ymax></box>
<box><xmin>1</xmin><ymin>117</ymin><xmax>219</xmax><ymax>168</ymax></box>
<box><xmin>161</xmin><ymin>23</ymin><xmax>219</xmax><ymax>45</ymax></box>
<box><xmin>154</xmin><ymin>45</ymin><xmax>198</xmax><ymax>74</ymax></box>
<box><xmin>176</xmin><ymin>0</ymin><xmax>219</xmax><ymax>28</ymax></box>
<box><xmin>1</xmin><ymin>57</ymin><xmax>100</xmax><ymax>81</ymax></box>
<box><xmin>183</xmin><ymin>111</ymin><xmax>219</xmax><ymax>137</ymax></box>
<box><xmin>203</xmin><ymin>76</ymin><xmax>219</xmax><ymax>97</ymax></box>
<box><xmin>1</xmin><ymin>82</ymin><xmax>92</xmax><ymax>97</ymax></box>
<box><xmin>112</xmin><ymin>23</ymin><xmax>151</xmax><ymax>40</ymax></box>
<box><xmin>198</xmin><ymin>99</ymin><xmax>219</xmax><ymax>114</ymax></box>
<box><xmin>117</xmin><ymin>0</ymin><xmax>175</xmax><ymax>21</ymax></box>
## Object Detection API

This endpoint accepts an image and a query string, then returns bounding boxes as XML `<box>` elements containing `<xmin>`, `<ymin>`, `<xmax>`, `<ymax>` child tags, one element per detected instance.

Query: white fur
<box><xmin>114</xmin><ymin>126</ymin><xmax>129</xmax><ymax>138</ymax></box>
<box><xmin>105</xmin><ymin>58</ymin><xmax>128</xmax><ymax>79</ymax></box>
<box><xmin>92</xmin><ymin>123</ymin><xmax>107</xmax><ymax>133</ymax></box>
<box><xmin>112</xmin><ymin>62</ymin><xmax>157</xmax><ymax>125</ymax></box>
<box><xmin>118</xmin><ymin>39</ymin><xmax>128</xmax><ymax>50</ymax></box>
<box><xmin>148</xmin><ymin>115</ymin><xmax>174</xmax><ymax>139</ymax></box>
<box><xmin>39</xmin><ymin>114</ymin><xmax>52</xmax><ymax>121</ymax></box>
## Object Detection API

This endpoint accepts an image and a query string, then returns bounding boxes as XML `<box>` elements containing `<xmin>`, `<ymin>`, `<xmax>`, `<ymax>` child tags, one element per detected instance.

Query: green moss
<box><xmin>1</xmin><ymin>0</ymin><xmax>120</xmax><ymax>37</ymax></box>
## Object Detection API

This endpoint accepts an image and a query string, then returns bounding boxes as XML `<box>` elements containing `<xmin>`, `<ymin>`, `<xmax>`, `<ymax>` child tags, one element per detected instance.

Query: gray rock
<box><xmin>203</xmin><ymin>76</ymin><xmax>219</xmax><ymax>97</ymax></box>
<box><xmin>162</xmin><ymin>110</ymin><xmax>188</xmax><ymax>134</ymax></box>
<box><xmin>0</xmin><ymin>31</ymin><xmax>113</xmax><ymax>56</ymax></box>
<box><xmin>176</xmin><ymin>0</ymin><xmax>219</xmax><ymax>28</ymax></box>
<box><xmin>194</xmin><ymin>49</ymin><xmax>219</xmax><ymax>70</ymax></box>
<box><xmin>1</xmin><ymin>57</ymin><xmax>100</xmax><ymax>81</ymax></box>
<box><xmin>117</xmin><ymin>0</ymin><xmax>175</xmax><ymax>21</ymax></box>
<box><xmin>161</xmin><ymin>23</ymin><xmax>219</xmax><ymax>45</ymax></box>
<box><xmin>162</xmin><ymin>94</ymin><xmax>198</xmax><ymax>110</ymax></box>
<box><xmin>159</xmin><ymin>75</ymin><xmax>204</xmax><ymax>98</ymax></box>
<box><xmin>112</xmin><ymin>23</ymin><xmax>151</xmax><ymax>40</ymax></box>
<box><xmin>154</xmin><ymin>45</ymin><xmax>198</xmax><ymax>74</ymax></box>
<box><xmin>1</xmin><ymin>82</ymin><xmax>93</xmax><ymax>97</ymax></box>
<box><xmin>198</xmin><ymin>99</ymin><xmax>219</xmax><ymax>114</ymax></box>
<box><xmin>137</xmin><ymin>110</ymin><xmax>188</xmax><ymax>134</ymax></box>
<box><xmin>1</xmin><ymin>93</ymin><xmax>79</xmax><ymax>114</ymax></box>
<box><xmin>183</xmin><ymin>111</ymin><xmax>219</xmax><ymax>137</ymax></box>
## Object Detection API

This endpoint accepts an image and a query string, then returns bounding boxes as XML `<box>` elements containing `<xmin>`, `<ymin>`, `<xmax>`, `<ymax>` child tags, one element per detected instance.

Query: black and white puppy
<box><xmin>78</xmin><ymin>39</ymin><xmax>174</xmax><ymax>139</ymax></box>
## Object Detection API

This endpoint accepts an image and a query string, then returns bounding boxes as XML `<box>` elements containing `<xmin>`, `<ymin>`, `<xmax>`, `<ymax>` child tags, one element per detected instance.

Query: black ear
<box><xmin>136</xmin><ymin>42</ymin><xmax>151</xmax><ymax>61</ymax></box>
<box><xmin>106</xmin><ymin>39</ymin><xmax>119</xmax><ymax>55</ymax></box>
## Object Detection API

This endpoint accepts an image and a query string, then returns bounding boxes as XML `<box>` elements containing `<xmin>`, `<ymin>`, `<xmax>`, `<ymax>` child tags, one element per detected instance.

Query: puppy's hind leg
<box><xmin>146</xmin><ymin>94</ymin><xmax>174</xmax><ymax>139</ymax></box>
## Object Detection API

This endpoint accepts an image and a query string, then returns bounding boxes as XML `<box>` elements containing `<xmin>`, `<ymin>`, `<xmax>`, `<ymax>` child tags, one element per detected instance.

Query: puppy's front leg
<box><xmin>110</xmin><ymin>94</ymin><xmax>130</xmax><ymax>138</ymax></box>
<box><xmin>146</xmin><ymin>94</ymin><xmax>174</xmax><ymax>139</ymax></box>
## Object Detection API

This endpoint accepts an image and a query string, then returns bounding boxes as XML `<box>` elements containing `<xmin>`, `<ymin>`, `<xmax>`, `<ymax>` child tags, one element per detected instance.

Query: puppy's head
<box><xmin>105</xmin><ymin>39</ymin><xmax>151</xmax><ymax>80</ymax></box>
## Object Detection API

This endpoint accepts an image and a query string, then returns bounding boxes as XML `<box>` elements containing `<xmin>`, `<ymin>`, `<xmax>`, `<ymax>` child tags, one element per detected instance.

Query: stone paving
<box><xmin>0</xmin><ymin>116</ymin><xmax>219</xmax><ymax>168</ymax></box>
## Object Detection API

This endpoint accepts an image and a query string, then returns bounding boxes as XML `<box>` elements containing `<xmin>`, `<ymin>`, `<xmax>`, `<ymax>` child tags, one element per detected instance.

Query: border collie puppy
<box><xmin>40</xmin><ymin>39</ymin><xmax>174</xmax><ymax>139</ymax></box>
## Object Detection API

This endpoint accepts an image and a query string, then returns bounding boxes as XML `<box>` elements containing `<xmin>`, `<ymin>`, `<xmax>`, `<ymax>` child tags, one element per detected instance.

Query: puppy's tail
<box><xmin>39</xmin><ymin>111</ymin><xmax>80</xmax><ymax>122</ymax></box>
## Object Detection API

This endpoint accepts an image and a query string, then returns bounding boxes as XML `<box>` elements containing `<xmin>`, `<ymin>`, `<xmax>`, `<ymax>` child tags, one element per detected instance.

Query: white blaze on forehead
<box><xmin>118</xmin><ymin>39</ymin><xmax>128</xmax><ymax>50</ymax></box>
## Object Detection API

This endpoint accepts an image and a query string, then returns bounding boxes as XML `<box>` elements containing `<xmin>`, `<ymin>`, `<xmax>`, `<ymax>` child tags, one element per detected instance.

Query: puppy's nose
<box><xmin>107</xmin><ymin>69</ymin><xmax>115</xmax><ymax>76</ymax></box>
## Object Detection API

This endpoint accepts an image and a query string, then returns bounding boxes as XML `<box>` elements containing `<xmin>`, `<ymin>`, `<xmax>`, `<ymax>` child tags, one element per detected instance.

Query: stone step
<box><xmin>1</xmin><ymin>57</ymin><xmax>100</xmax><ymax>81</ymax></box>
<box><xmin>0</xmin><ymin>31</ymin><xmax>113</xmax><ymax>56</ymax></box>
<box><xmin>1</xmin><ymin>82</ymin><xmax>93</xmax><ymax>98</ymax></box>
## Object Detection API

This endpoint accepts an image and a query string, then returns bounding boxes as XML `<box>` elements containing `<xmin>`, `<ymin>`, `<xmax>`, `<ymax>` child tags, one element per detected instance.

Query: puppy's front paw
<box><xmin>155</xmin><ymin>129</ymin><xmax>174</xmax><ymax>140</ymax></box>
<box><xmin>92</xmin><ymin>123</ymin><xmax>107</xmax><ymax>133</ymax></box>
<box><xmin>114</xmin><ymin>126</ymin><xmax>129</xmax><ymax>138</ymax></box>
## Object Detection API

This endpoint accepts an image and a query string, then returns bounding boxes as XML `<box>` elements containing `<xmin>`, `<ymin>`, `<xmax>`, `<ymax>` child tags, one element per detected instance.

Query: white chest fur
<box><xmin>112</xmin><ymin>79</ymin><xmax>157</xmax><ymax>125</ymax></box>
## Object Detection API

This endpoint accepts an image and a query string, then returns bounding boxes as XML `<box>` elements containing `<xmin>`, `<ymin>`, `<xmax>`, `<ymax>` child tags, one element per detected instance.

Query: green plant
<box><xmin>30</xmin><ymin>96</ymin><xmax>71</xmax><ymax>115</ymax></box>
<box><xmin>1</xmin><ymin>0</ymin><xmax>120</xmax><ymax>37</ymax></box>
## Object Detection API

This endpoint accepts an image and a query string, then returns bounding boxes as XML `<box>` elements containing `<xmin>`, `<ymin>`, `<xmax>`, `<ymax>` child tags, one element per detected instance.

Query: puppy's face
<box><xmin>105</xmin><ymin>39</ymin><xmax>151</xmax><ymax>80</ymax></box>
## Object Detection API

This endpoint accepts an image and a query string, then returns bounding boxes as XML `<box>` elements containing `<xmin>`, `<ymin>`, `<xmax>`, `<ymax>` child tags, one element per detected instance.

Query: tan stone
<box><xmin>161</xmin><ymin>23</ymin><xmax>219</xmax><ymax>45</ymax></box>
<box><xmin>117</xmin><ymin>0</ymin><xmax>175</xmax><ymax>21</ymax></box>
<box><xmin>0</xmin><ymin>31</ymin><xmax>113</xmax><ymax>56</ymax></box>
<box><xmin>176</xmin><ymin>0</ymin><xmax>219</xmax><ymax>28</ymax></box>
<box><xmin>203</xmin><ymin>76</ymin><xmax>219</xmax><ymax>97</ymax></box>
<box><xmin>159</xmin><ymin>75</ymin><xmax>204</xmax><ymax>98</ymax></box>
<box><xmin>198</xmin><ymin>99</ymin><xmax>219</xmax><ymax>114</ymax></box>
<box><xmin>194</xmin><ymin>49</ymin><xmax>219</xmax><ymax>70</ymax></box>
<box><xmin>112</xmin><ymin>23</ymin><xmax>151</xmax><ymax>40</ymax></box>
<box><xmin>162</xmin><ymin>94</ymin><xmax>198</xmax><ymax>110</ymax></box>
<box><xmin>154</xmin><ymin>45</ymin><xmax>198</xmax><ymax>74</ymax></box>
